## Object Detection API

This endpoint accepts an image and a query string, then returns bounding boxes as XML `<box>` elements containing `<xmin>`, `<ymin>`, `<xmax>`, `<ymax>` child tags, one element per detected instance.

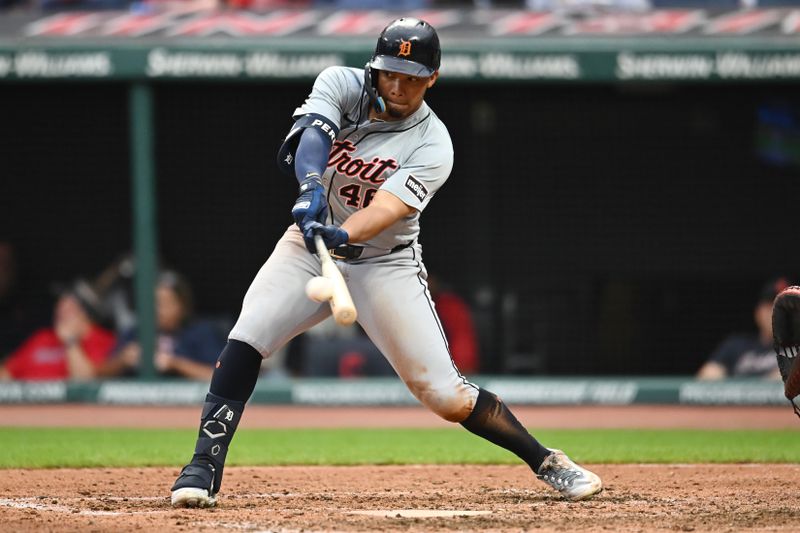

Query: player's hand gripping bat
<box><xmin>308</xmin><ymin>234</ymin><xmax>357</xmax><ymax>326</ymax></box>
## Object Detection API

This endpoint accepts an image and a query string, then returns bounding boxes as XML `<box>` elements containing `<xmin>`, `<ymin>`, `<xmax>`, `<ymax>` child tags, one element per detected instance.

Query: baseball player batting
<box><xmin>170</xmin><ymin>17</ymin><xmax>603</xmax><ymax>507</ymax></box>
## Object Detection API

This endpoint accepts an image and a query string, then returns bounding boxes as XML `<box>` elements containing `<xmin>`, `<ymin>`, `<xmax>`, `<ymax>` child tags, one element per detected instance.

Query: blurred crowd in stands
<box><xmin>695</xmin><ymin>277</ymin><xmax>790</xmax><ymax>381</ymax></box>
<box><xmin>1</xmin><ymin>230</ymin><xmax>788</xmax><ymax>384</ymax></box>
<box><xmin>0</xmin><ymin>237</ymin><xmax>480</xmax><ymax>383</ymax></box>
<box><xmin>1</xmin><ymin>0</ymin><xmax>796</xmax><ymax>13</ymax></box>
<box><xmin>0</xmin><ymin>233</ymin><xmax>790</xmax><ymax>383</ymax></box>
<box><xmin>0</xmin><ymin>241</ymin><xmax>229</xmax><ymax>381</ymax></box>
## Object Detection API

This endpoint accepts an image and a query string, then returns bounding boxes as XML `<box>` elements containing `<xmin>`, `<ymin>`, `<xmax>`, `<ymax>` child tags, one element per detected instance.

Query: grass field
<box><xmin>1</xmin><ymin>427</ymin><xmax>799</xmax><ymax>468</ymax></box>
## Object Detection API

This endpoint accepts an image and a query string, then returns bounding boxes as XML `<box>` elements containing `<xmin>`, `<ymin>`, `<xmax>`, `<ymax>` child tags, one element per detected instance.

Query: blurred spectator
<box><xmin>428</xmin><ymin>274</ymin><xmax>480</xmax><ymax>374</ymax></box>
<box><xmin>0</xmin><ymin>280</ymin><xmax>115</xmax><ymax>381</ymax></box>
<box><xmin>696</xmin><ymin>277</ymin><xmax>790</xmax><ymax>380</ymax></box>
<box><xmin>98</xmin><ymin>270</ymin><xmax>225</xmax><ymax>380</ymax></box>
<box><xmin>92</xmin><ymin>252</ymin><xmax>137</xmax><ymax>334</ymax></box>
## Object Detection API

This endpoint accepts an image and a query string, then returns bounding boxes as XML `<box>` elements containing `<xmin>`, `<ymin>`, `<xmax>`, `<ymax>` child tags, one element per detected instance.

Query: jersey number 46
<box><xmin>339</xmin><ymin>184</ymin><xmax>377</xmax><ymax>208</ymax></box>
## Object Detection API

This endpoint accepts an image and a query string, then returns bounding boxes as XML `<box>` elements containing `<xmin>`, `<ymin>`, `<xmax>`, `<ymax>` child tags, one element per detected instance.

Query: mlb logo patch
<box><xmin>405</xmin><ymin>176</ymin><xmax>428</xmax><ymax>201</ymax></box>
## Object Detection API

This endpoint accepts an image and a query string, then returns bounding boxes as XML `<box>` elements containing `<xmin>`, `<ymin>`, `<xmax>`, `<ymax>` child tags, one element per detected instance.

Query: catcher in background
<box><xmin>696</xmin><ymin>278</ymin><xmax>790</xmax><ymax>380</ymax></box>
<box><xmin>771</xmin><ymin>285</ymin><xmax>800</xmax><ymax>417</ymax></box>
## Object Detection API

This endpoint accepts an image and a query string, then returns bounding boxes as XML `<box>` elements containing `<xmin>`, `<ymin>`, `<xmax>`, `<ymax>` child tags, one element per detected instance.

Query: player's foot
<box><xmin>536</xmin><ymin>449</ymin><xmax>603</xmax><ymax>501</ymax></box>
<box><xmin>171</xmin><ymin>487</ymin><xmax>217</xmax><ymax>508</ymax></box>
<box><xmin>171</xmin><ymin>463</ymin><xmax>218</xmax><ymax>508</ymax></box>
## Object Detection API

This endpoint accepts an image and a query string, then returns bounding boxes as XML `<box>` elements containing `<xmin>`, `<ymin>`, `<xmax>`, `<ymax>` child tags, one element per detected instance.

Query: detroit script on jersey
<box><xmin>327</xmin><ymin>139</ymin><xmax>398</xmax><ymax>209</ymax></box>
<box><xmin>292</xmin><ymin>65</ymin><xmax>454</xmax><ymax>251</ymax></box>
<box><xmin>327</xmin><ymin>140</ymin><xmax>399</xmax><ymax>184</ymax></box>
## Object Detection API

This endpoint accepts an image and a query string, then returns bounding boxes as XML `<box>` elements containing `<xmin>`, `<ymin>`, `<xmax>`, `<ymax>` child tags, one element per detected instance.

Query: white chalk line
<box><xmin>0</xmin><ymin>497</ymin><xmax>166</xmax><ymax>516</ymax></box>
<box><xmin>349</xmin><ymin>509</ymin><xmax>492</xmax><ymax>518</ymax></box>
<box><xmin>0</xmin><ymin>491</ymin><xmax>502</xmax><ymax>525</ymax></box>
<box><xmin>0</xmin><ymin>499</ymin><xmax>301</xmax><ymax>533</ymax></box>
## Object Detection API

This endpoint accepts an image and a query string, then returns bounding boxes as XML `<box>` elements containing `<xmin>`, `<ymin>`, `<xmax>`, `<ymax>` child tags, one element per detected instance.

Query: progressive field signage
<box><xmin>2</xmin><ymin>48</ymin><xmax>800</xmax><ymax>82</ymax></box>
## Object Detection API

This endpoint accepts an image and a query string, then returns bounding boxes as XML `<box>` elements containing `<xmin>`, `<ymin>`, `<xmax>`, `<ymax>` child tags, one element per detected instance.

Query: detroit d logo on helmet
<box><xmin>398</xmin><ymin>39</ymin><xmax>412</xmax><ymax>57</ymax></box>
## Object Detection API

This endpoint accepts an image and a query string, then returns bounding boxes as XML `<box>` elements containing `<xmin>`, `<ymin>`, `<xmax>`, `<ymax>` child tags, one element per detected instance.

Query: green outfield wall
<box><xmin>0</xmin><ymin>377</ymin><xmax>787</xmax><ymax>406</ymax></box>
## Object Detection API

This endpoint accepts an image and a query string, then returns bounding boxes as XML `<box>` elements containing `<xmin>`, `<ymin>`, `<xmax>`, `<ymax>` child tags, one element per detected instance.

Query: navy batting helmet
<box><xmin>369</xmin><ymin>18</ymin><xmax>441</xmax><ymax>77</ymax></box>
<box><xmin>364</xmin><ymin>18</ymin><xmax>441</xmax><ymax>112</ymax></box>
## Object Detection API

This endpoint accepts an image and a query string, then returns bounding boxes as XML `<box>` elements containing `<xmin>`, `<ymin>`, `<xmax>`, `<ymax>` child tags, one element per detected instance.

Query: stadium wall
<box><xmin>0</xmin><ymin>377</ymin><xmax>788</xmax><ymax>407</ymax></box>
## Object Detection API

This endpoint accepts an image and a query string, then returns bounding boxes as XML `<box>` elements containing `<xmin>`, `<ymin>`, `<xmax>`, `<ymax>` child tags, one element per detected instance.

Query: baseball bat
<box><xmin>313</xmin><ymin>234</ymin><xmax>358</xmax><ymax>326</ymax></box>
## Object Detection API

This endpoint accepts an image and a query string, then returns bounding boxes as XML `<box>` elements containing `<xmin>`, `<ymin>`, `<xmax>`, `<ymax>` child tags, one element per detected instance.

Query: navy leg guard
<box><xmin>172</xmin><ymin>392</ymin><xmax>245</xmax><ymax>496</ymax></box>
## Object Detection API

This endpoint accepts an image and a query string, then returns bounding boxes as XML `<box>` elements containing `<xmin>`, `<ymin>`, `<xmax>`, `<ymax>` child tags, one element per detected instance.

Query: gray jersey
<box><xmin>291</xmin><ymin>66</ymin><xmax>454</xmax><ymax>252</ymax></box>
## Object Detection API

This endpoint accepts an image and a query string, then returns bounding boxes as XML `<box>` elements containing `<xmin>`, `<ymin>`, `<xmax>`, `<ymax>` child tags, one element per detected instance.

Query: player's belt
<box><xmin>328</xmin><ymin>241</ymin><xmax>414</xmax><ymax>261</ymax></box>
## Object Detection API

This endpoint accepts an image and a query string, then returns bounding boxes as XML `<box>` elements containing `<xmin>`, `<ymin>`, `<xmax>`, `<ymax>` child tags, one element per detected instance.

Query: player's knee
<box><xmin>431</xmin><ymin>397</ymin><xmax>474</xmax><ymax>423</ymax></box>
<box><xmin>406</xmin><ymin>380</ymin><xmax>475</xmax><ymax>423</ymax></box>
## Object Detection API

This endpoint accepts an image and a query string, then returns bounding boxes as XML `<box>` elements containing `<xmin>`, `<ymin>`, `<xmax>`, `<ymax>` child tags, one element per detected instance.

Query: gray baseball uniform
<box><xmin>172</xmin><ymin>19</ymin><xmax>602</xmax><ymax>509</ymax></box>
<box><xmin>229</xmin><ymin>65</ymin><xmax>479</xmax><ymax>421</ymax></box>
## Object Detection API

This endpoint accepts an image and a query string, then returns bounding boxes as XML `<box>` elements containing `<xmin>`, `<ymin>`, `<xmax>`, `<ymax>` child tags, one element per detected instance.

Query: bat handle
<box><xmin>313</xmin><ymin>234</ymin><xmax>328</xmax><ymax>257</ymax></box>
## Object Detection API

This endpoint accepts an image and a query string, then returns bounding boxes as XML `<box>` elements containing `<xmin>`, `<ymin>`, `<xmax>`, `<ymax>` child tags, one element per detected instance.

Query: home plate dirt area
<box><xmin>1</xmin><ymin>464</ymin><xmax>799</xmax><ymax>532</ymax></box>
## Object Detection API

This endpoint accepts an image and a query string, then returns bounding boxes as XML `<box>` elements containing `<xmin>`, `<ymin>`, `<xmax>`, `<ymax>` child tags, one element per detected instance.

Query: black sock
<box><xmin>209</xmin><ymin>339</ymin><xmax>263</xmax><ymax>402</ymax></box>
<box><xmin>461</xmin><ymin>388</ymin><xmax>552</xmax><ymax>472</ymax></box>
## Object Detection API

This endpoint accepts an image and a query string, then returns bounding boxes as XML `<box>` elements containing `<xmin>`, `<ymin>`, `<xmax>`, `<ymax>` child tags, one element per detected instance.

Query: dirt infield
<box><xmin>1</xmin><ymin>464</ymin><xmax>799</xmax><ymax>532</ymax></box>
<box><xmin>1</xmin><ymin>404</ymin><xmax>798</xmax><ymax>532</ymax></box>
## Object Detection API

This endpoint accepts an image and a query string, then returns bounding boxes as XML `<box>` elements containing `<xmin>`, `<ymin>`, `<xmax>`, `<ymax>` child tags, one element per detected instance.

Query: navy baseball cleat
<box><xmin>537</xmin><ymin>449</ymin><xmax>603</xmax><ymax>501</ymax></box>
<box><xmin>171</xmin><ymin>463</ymin><xmax>217</xmax><ymax>508</ymax></box>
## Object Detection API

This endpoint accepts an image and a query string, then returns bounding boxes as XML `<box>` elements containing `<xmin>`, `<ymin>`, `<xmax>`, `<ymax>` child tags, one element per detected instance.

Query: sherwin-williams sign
<box><xmin>1</xmin><ymin>48</ymin><xmax>800</xmax><ymax>82</ymax></box>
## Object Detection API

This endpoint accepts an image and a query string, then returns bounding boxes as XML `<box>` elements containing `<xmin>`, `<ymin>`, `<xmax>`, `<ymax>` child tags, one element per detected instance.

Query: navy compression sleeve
<box><xmin>294</xmin><ymin>126</ymin><xmax>332</xmax><ymax>184</ymax></box>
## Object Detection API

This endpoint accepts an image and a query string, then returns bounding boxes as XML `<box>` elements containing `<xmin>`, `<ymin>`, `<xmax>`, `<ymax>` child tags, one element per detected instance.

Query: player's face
<box><xmin>376</xmin><ymin>70</ymin><xmax>439</xmax><ymax>120</ymax></box>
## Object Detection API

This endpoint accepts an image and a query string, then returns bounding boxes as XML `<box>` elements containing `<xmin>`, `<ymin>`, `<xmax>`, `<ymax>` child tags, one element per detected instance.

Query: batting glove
<box><xmin>291</xmin><ymin>175</ymin><xmax>328</xmax><ymax>231</ymax></box>
<box><xmin>302</xmin><ymin>221</ymin><xmax>349</xmax><ymax>253</ymax></box>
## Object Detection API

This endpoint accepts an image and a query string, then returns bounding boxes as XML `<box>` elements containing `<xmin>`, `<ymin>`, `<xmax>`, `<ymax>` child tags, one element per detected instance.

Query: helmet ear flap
<box><xmin>363</xmin><ymin>63</ymin><xmax>386</xmax><ymax>114</ymax></box>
